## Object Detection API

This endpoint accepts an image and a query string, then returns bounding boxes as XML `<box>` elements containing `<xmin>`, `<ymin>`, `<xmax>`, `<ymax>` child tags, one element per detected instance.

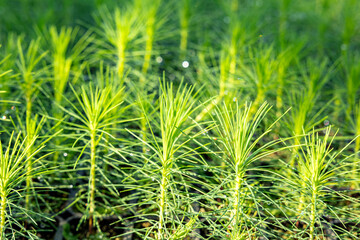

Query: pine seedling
<box><xmin>46</xmin><ymin>25</ymin><xmax>93</xmax><ymax>108</ymax></box>
<box><xmin>155</xmin><ymin>82</ymin><xmax>197</xmax><ymax>238</ymax></box>
<box><xmin>0</xmin><ymin>132</ymin><xmax>51</xmax><ymax>239</ymax></box>
<box><xmin>136</xmin><ymin>0</ymin><xmax>162</xmax><ymax>83</ymax></box>
<box><xmin>194</xmin><ymin>11</ymin><xmax>250</xmax><ymax>122</ymax></box>
<box><xmin>179</xmin><ymin>0</ymin><xmax>191</xmax><ymax>58</ymax></box>
<box><xmin>59</xmin><ymin>83</ymin><xmax>127</xmax><ymax>234</ymax></box>
<box><xmin>286</xmin><ymin>58</ymin><xmax>332</xmax><ymax>166</ymax></box>
<box><xmin>92</xmin><ymin>62</ymin><xmax>125</xmax><ymax>157</ymax></box>
<box><xmin>224</xmin><ymin>0</ymin><xmax>244</xmax><ymax>87</ymax></box>
<box><xmin>15</xmin><ymin>37</ymin><xmax>47</xmax><ymax>211</ymax></box>
<box><xmin>275</xmin><ymin>45</ymin><xmax>302</xmax><ymax>118</ymax></box>
<box><xmin>153</xmin><ymin>81</ymin><xmax>203</xmax><ymax>239</ymax></box>
<box><xmin>126</xmin><ymin>81</ymin><xmax>206</xmax><ymax>239</ymax></box>
<box><xmin>43</xmin><ymin>25</ymin><xmax>93</xmax><ymax>164</ymax></box>
<box><xmin>94</xmin><ymin>4</ymin><xmax>143</xmax><ymax>78</ymax></box>
<box><xmin>16</xmin><ymin>37</ymin><xmax>47</xmax><ymax>129</ymax></box>
<box><xmin>281</xmin><ymin>128</ymin><xmax>360</xmax><ymax>239</ymax></box>
<box><xmin>227</xmin><ymin>21</ymin><xmax>244</xmax><ymax>87</ymax></box>
<box><xmin>207</xmin><ymin>101</ymin><xmax>289</xmax><ymax>239</ymax></box>
<box><xmin>133</xmin><ymin>0</ymin><xmax>164</xmax><ymax>154</ymax></box>
<box><xmin>241</xmin><ymin>45</ymin><xmax>277</xmax><ymax>115</ymax></box>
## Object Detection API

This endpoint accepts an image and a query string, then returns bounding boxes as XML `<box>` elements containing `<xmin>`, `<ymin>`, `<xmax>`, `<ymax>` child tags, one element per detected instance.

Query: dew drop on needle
<box><xmin>156</xmin><ymin>56</ymin><xmax>163</xmax><ymax>63</ymax></box>
<box><xmin>182</xmin><ymin>60</ymin><xmax>189</xmax><ymax>68</ymax></box>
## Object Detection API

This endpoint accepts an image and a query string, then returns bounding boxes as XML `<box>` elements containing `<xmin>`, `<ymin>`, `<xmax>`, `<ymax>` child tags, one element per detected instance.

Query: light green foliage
<box><xmin>282</xmin><ymin>128</ymin><xmax>359</xmax><ymax>239</ymax></box>
<box><xmin>59</xmin><ymin>83</ymin><xmax>127</xmax><ymax>232</ymax></box>
<box><xmin>124</xmin><ymin>81</ymin><xmax>209</xmax><ymax>239</ymax></box>
<box><xmin>205</xmin><ymin>102</ymin><xmax>289</xmax><ymax>238</ymax></box>
<box><xmin>0</xmin><ymin>0</ymin><xmax>360</xmax><ymax>239</ymax></box>
<box><xmin>241</xmin><ymin>45</ymin><xmax>278</xmax><ymax>115</ymax></box>
<box><xmin>95</xmin><ymin>4</ymin><xmax>143</xmax><ymax>77</ymax></box>
<box><xmin>16</xmin><ymin>37</ymin><xmax>47</xmax><ymax>126</ymax></box>
<box><xmin>46</xmin><ymin>26</ymin><xmax>92</xmax><ymax>105</ymax></box>
<box><xmin>0</xmin><ymin>132</ymin><xmax>50</xmax><ymax>239</ymax></box>
<box><xmin>137</xmin><ymin>0</ymin><xmax>162</xmax><ymax>81</ymax></box>
<box><xmin>179</xmin><ymin>0</ymin><xmax>191</xmax><ymax>55</ymax></box>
